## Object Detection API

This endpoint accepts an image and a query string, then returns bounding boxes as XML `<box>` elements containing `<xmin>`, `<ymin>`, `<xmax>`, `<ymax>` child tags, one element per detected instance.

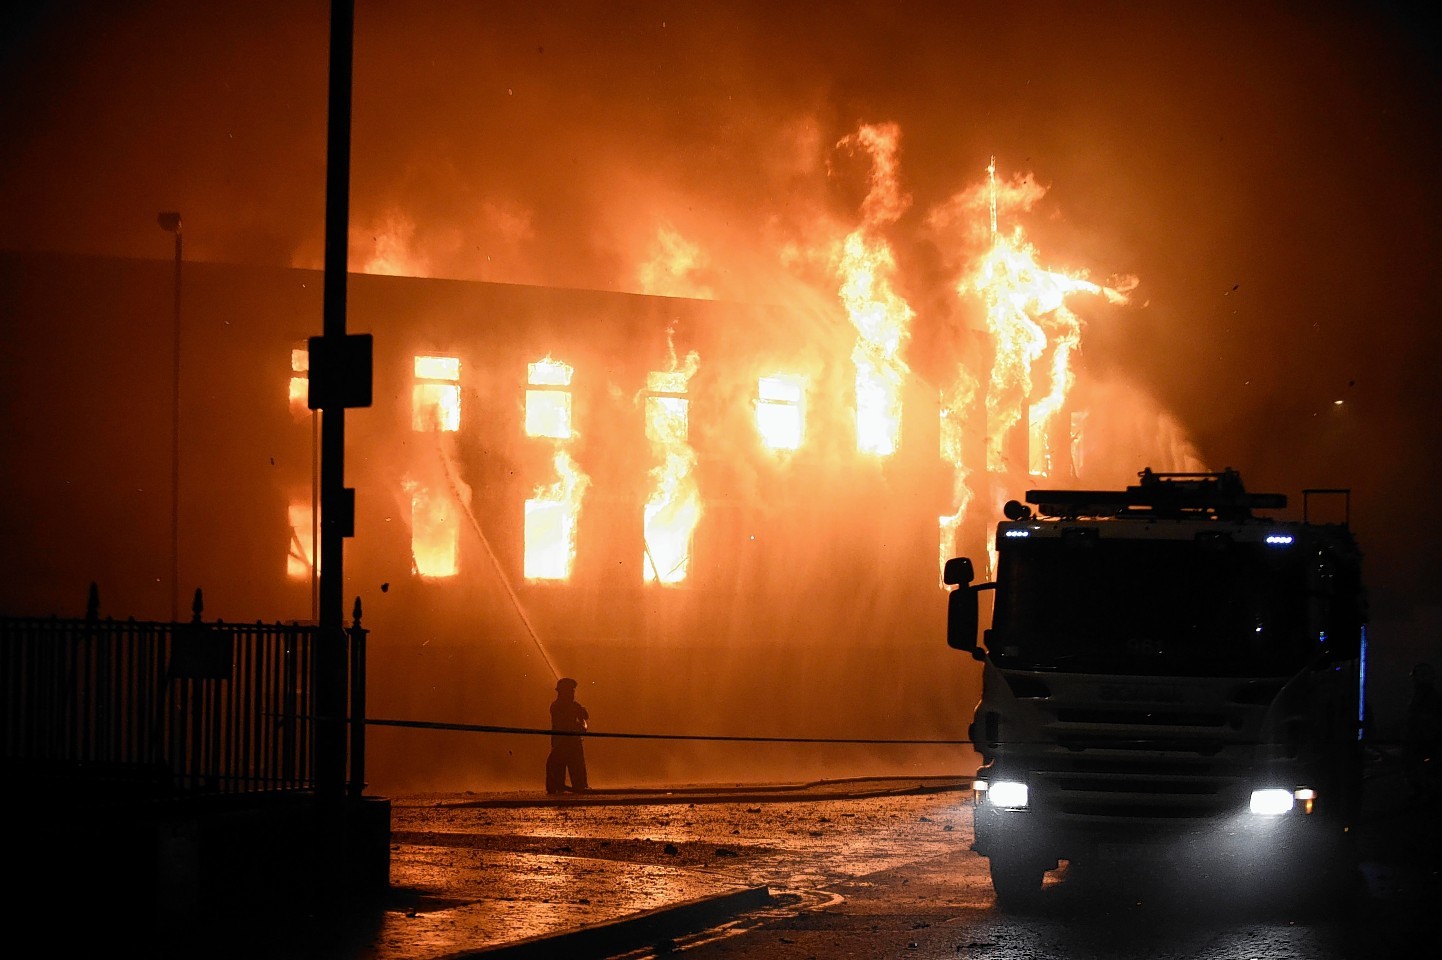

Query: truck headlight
<box><xmin>1249</xmin><ymin>788</ymin><xmax>1294</xmax><ymax>816</ymax></box>
<box><xmin>988</xmin><ymin>780</ymin><xmax>1029</xmax><ymax>810</ymax></box>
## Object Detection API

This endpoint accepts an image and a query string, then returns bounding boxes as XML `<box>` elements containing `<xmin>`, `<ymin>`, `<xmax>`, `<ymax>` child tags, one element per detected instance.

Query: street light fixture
<box><xmin>158</xmin><ymin>211</ymin><xmax>182</xmax><ymax>621</ymax></box>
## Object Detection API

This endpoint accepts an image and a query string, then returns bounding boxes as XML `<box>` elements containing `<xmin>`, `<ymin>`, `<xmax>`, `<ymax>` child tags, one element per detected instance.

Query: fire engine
<box><xmin>944</xmin><ymin>468</ymin><xmax>1368</xmax><ymax>907</ymax></box>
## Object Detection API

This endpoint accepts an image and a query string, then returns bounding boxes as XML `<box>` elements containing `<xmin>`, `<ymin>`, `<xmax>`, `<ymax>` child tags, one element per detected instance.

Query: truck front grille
<box><xmin>1015</xmin><ymin>699</ymin><xmax>1259</xmax><ymax>824</ymax></box>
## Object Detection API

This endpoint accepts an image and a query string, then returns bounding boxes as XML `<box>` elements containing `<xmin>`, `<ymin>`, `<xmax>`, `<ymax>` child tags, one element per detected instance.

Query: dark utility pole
<box><xmin>314</xmin><ymin>0</ymin><xmax>368</xmax><ymax>801</ymax></box>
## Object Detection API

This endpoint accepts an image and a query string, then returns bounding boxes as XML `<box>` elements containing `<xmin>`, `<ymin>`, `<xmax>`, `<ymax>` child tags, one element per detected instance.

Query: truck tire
<box><xmin>988</xmin><ymin>854</ymin><xmax>1045</xmax><ymax>909</ymax></box>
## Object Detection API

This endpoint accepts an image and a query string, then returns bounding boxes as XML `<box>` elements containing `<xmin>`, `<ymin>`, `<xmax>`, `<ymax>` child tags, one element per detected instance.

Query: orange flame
<box><xmin>413</xmin><ymin>355</ymin><xmax>461</xmax><ymax>432</ymax></box>
<box><xmin>643</xmin><ymin>344</ymin><xmax>702</xmax><ymax>584</ymax></box>
<box><xmin>839</xmin><ymin>231</ymin><xmax>913</xmax><ymax>456</ymax></box>
<box><xmin>928</xmin><ymin>159</ymin><xmax>1136</xmax><ymax>584</ymax></box>
<box><xmin>286</xmin><ymin>500</ymin><xmax>315</xmax><ymax>579</ymax></box>
<box><xmin>836</xmin><ymin>123</ymin><xmax>913</xmax><ymax>457</ymax></box>
<box><xmin>289</xmin><ymin>348</ymin><xmax>310</xmax><ymax>417</ymax></box>
<box><xmin>637</xmin><ymin>224</ymin><xmax>715</xmax><ymax>299</ymax></box>
<box><xmin>524</xmin><ymin>450</ymin><xmax>590</xmax><ymax>581</ymax></box>
<box><xmin>937</xmin><ymin>369</ymin><xmax>979</xmax><ymax>584</ymax></box>
<box><xmin>524</xmin><ymin>355</ymin><xmax>588</xmax><ymax>580</ymax></box>
<box><xmin>961</xmin><ymin>159</ymin><xmax>1131</xmax><ymax>474</ymax></box>
<box><xmin>525</xmin><ymin>357</ymin><xmax>574</xmax><ymax>439</ymax></box>
<box><xmin>405</xmin><ymin>477</ymin><xmax>460</xmax><ymax>578</ymax></box>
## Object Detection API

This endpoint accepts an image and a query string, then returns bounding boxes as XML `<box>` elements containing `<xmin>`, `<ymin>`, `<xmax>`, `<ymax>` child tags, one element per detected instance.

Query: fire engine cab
<box><xmin>944</xmin><ymin>468</ymin><xmax>1368</xmax><ymax>907</ymax></box>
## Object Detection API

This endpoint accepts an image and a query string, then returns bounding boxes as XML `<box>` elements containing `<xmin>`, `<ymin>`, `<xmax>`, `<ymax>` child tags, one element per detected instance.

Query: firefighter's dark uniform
<box><xmin>546</xmin><ymin>678</ymin><xmax>589</xmax><ymax>793</ymax></box>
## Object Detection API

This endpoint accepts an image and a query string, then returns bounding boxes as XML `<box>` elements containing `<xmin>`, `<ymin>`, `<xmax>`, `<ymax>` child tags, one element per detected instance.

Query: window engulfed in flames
<box><xmin>289</xmin><ymin>348</ymin><xmax>310</xmax><ymax>417</ymax></box>
<box><xmin>413</xmin><ymin>355</ymin><xmax>461</xmax><ymax>432</ymax></box>
<box><xmin>643</xmin><ymin>358</ymin><xmax>701</xmax><ymax>584</ymax></box>
<box><xmin>756</xmin><ymin>375</ymin><xmax>805</xmax><ymax>451</ymax></box>
<box><xmin>281</xmin><ymin>150</ymin><xmax>1136</xmax><ymax>595</ymax></box>
<box><xmin>525</xmin><ymin>357</ymin><xmax>573</xmax><ymax>440</ymax></box>
<box><xmin>287</xmin><ymin>500</ymin><xmax>314</xmax><ymax>579</ymax></box>
<box><xmin>405</xmin><ymin>478</ymin><xmax>459</xmax><ymax>578</ymax></box>
<box><xmin>835</xmin><ymin>123</ymin><xmax>912</xmax><ymax>459</ymax></box>
<box><xmin>525</xmin><ymin>359</ymin><xmax>589</xmax><ymax>581</ymax></box>
<box><xmin>525</xmin><ymin>451</ymin><xmax>588</xmax><ymax>581</ymax></box>
<box><xmin>838</xmin><ymin>232</ymin><xmax>910</xmax><ymax>458</ymax></box>
<box><xmin>404</xmin><ymin>355</ymin><xmax>464</xmax><ymax>578</ymax></box>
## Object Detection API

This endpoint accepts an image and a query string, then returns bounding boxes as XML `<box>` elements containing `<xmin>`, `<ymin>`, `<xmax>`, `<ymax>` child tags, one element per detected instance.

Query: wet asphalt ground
<box><xmin>217</xmin><ymin>758</ymin><xmax>1439</xmax><ymax>960</ymax></box>
<box><xmin>228</xmin><ymin>776</ymin><xmax>971</xmax><ymax>960</ymax></box>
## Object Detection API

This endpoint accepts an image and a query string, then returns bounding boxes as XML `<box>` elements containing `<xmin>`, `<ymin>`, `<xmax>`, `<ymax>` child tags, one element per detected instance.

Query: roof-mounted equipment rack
<box><xmin>1025</xmin><ymin>467</ymin><xmax>1287</xmax><ymax>521</ymax></box>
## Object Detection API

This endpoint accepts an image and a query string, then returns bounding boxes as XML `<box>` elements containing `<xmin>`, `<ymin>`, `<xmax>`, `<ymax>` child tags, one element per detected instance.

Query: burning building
<box><xmin>0</xmin><ymin>146</ymin><xmax>1203</xmax><ymax>793</ymax></box>
<box><xmin>0</xmin><ymin>250</ymin><xmax>946</xmax><ymax>789</ymax></box>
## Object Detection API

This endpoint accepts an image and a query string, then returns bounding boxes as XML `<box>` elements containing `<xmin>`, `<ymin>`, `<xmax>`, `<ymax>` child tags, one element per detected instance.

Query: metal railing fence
<box><xmin>0</xmin><ymin>589</ymin><xmax>365</xmax><ymax>799</ymax></box>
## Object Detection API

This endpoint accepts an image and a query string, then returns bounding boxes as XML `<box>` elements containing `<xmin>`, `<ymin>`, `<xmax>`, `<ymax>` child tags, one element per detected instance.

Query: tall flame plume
<box><xmin>835</xmin><ymin>122</ymin><xmax>914</xmax><ymax>458</ymax></box>
<box><xmin>643</xmin><ymin>336</ymin><xmax>702</xmax><ymax>584</ymax></box>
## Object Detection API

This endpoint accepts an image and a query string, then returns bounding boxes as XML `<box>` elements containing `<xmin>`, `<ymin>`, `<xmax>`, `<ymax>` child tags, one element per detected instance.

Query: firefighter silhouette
<box><xmin>546</xmin><ymin>677</ymin><xmax>590</xmax><ymax>793</ymax></box>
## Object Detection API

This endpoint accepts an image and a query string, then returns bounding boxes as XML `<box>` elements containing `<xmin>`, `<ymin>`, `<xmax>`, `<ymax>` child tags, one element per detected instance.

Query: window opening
<box><xmin>756</xmin><ymin>374</ymin><xmax>805</xmax><ymax>451</ymax></box>
<box><xmin>643</xmin><ymin>359</ymin><xmax>701</xmax><ymax>584</ymax></box>
<box><xmin>287</xmin><ymin>500</ymin><xmax>315</xmax><ymax>580</ymax></box>
<box><xmin>525</xmin><ymin>357</ymin><xmax>573</xmax><ymax>439</ymax></box>
<box><xmin>413</xmin><ymin>354</ymin><xmax>461</xmax><ymax>432</ymax></box>
<box><xmin>408</xmin><ymin>479</ymin><xmax>459</xmax><ymax>578</ymax></box>
<box><xmin>525</xmin><ymin>451</ymin><xmax>588</xmax><ymax>581</ymax></box>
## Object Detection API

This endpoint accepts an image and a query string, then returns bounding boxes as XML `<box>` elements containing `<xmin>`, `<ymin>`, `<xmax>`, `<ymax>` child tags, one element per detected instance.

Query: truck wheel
<box><xmin>988</xmin><ymin>855</ymin><xmax>1045</xmax><ymax>909</ymax></box>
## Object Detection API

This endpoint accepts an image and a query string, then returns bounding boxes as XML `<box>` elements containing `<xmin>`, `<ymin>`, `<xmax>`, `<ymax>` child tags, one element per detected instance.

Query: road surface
<box><xmin>385</xmin><ymin>764</ymin><xmax>1437</xmax><ymax>960</ymax></box>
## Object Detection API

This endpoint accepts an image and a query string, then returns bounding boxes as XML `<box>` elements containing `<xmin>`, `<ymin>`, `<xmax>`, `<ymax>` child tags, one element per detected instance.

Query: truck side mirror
<box><xmin>947</xmin><ymin>585</ymin><xmax>980</xmax><ymax>654</ymax></box>
<box><xmin>943</xmin><ymin>557</ymin><xmax>974</xmax><ymax>586</ymax></box>
<box><xmin>944</xmin><ymin>557</ymin><xmax>984</xmax><ymax>656</ymax></box>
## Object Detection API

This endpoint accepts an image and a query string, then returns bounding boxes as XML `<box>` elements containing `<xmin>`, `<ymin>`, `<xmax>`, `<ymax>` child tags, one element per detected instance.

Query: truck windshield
<box><xmin>988</xmin><ymin>536</ymin><xmax>1311</xmax><ymax>677</ymax></box>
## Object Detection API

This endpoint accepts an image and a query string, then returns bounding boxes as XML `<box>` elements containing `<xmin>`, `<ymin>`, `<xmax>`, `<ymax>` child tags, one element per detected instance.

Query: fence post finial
<box><xmin>191</xmin><ymin>587</ymin><xmax>204</xmax><ymax>623</ymax></box>
<box><xmin>351</xmin><ymin>596</ymin><xmax>363</xmax><ymax>629</ymax></box>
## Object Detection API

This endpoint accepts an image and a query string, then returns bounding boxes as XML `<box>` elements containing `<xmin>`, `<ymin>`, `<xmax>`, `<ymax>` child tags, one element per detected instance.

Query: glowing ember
<box><xmin>643</xmin><ymin>345</ymin><xmax>702</xmax><ymax>584</ymax></box>
<box><xmin>413</xmin><ymin>355</ymin><xmax>461</xmax><ymax>432</ymax></box>
<box><xmin>524</xmin><ymin>450</ymin><xmax>589</xmax><ymax>581</ymax></box>
<box><xmin>835</xmin><ymin>123</ymin><xmax>914</xmax><ymax>457</ymax></box>
<box><xmin>525</xmin><ymin>357</ymin><xmax>574</xmax><ymax>439</ymax></box>
<box><xmin>756</xmin><ymin>374</ymin><xmax>805</xmax><ymax>451</ymax></box>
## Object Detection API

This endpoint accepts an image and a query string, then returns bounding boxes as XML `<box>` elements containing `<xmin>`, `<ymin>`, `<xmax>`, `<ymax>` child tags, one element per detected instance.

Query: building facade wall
<box><xmin>0</xmin><ymin>250</ymin><xmax>981</xmax><ymax>791</ymax></box>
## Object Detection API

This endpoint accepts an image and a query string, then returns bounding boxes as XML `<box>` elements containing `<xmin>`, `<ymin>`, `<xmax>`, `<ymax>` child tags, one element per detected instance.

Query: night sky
<box><xmin>3</xmin><ymin>1</ymin><xmax>1439</xmax><ymax>658</ymax></box>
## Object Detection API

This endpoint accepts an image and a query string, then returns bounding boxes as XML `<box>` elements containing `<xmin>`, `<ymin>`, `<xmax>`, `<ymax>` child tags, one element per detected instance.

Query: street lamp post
<box><xmin>158</xmin><ymin>211</ymin><xmax>182</xmax><ymax>622</ymax></box>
